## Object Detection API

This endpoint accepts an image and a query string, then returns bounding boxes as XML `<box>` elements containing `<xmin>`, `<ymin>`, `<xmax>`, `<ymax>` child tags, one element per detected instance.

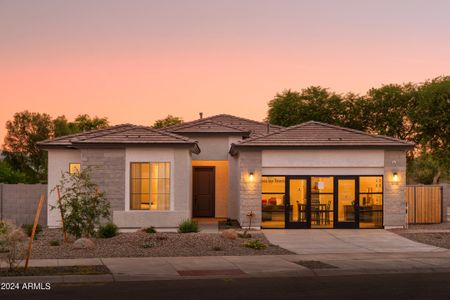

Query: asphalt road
<box><xmin>3</xmin><ymin>272</ymin><xmax>450</xmax><ymax>300</ymax></box>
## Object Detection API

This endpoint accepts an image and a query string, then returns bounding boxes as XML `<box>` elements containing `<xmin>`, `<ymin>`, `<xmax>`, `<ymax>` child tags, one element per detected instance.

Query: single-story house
<box><xmin>38</xmin><ymin>114</ymin><xmax>414</xmax><ymax>229</ymax></box>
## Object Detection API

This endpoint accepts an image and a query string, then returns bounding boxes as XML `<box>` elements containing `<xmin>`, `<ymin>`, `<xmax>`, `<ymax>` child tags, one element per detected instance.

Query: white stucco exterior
<box><xmin>47</xmin><ymin>149</ymin><xmax>81</xmax><ymax>227</ymax></box>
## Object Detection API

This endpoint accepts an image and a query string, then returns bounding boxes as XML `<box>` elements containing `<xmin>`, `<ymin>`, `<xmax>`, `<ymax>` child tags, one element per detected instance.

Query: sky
<box><xmin>1</xmin><ymin>0</ymin><xmax>450</xmax><ymax>145</ymax></box>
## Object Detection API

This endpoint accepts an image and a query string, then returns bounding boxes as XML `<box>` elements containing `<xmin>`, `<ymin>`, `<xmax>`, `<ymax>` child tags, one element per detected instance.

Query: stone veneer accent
<box><xmin>80</xmin><ymin>149</ymin><xmax>126</xmax><ymax>213</ymax></box>
<box><xmin>383</xmin><ymin>150</ymin><xmax>407</xmax><ymax>228</ymax></box>
<box><xmin>237</xmin><ymin>149</ymin><xmax>262</xmax><ymax>228</ymax></box>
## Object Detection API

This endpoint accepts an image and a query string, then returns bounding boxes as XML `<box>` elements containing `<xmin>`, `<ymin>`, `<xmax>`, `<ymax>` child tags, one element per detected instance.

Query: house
<box><xmin>38</xmin><ymin>114</ymin><xmax>414</xmax><ymax>229</ymax></box>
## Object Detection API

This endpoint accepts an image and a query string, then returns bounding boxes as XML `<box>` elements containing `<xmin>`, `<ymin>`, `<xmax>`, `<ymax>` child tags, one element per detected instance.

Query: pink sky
<box><xmin>1</xmin><ymin>0</ymin><xmax>450</xmax><ymax>145</ymax></box>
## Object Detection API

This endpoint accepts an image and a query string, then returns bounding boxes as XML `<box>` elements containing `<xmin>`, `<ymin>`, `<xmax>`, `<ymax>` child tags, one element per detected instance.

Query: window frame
<box><xmin>129</xmin><ymin>162</ymin><xmax>171</xmax><ymax>211</ymax></box>
<box><xmin>69</xmin><ymin>163</ymin><xmax>81</xmax><ymax>174</ymax></box>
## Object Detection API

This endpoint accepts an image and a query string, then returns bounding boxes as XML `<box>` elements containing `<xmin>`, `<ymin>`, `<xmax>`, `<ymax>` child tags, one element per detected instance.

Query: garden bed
<box><xmin>0</xmin><ymin>265</ymin><xmax>110</xmax><ymax>277</ymax></box>
<box><xmin>30</xmin><ymin>228</ymin><xmax>293</xmax><ymax>259</ymax></box>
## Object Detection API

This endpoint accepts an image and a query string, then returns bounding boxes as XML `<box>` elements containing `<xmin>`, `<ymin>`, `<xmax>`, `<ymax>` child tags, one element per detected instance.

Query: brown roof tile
<box><xmin>38</xmin><ymin>124</ymin><xmax>200</xmax><ymax>153</ymax></box>
<box><xmin>165</xmin><ymin>114</ymin><xmax>283</xmax><ymax>136</ymax></box>
<box><xmin>231</xmin><ymin>121</ymin><xmax>415</xmax><ymax>150</ymax></box>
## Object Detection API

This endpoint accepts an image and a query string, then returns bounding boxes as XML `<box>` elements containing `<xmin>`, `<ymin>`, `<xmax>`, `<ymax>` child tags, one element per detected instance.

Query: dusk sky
<box><xmin>1</xmin><ymin>0</ymin><xmax>450</xmax><ymax>143</ymax></box>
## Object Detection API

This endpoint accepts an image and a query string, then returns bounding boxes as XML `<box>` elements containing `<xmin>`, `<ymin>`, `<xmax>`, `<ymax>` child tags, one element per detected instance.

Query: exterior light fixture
<box><xmin>393</xmin><ymin>172</ymin><xmax>399</xmax><ymax>182</ymax></box>
<box><xmin>249</xmin><ymin>172</ymin><xmax>254</xmax><ymax>182</ymax></box>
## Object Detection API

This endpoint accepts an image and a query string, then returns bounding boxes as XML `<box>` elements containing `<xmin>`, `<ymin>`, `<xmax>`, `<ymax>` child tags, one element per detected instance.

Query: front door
<box><xmin>193</xmin><ymin>167</ymin><xmax>215</xmax><ymax>217</ymax></box>
<box><xmin>334</xmin><ymin>177</ymin><xmax>359</xmax><ymax>228</ymax></box>
<box><xmin>285</xmin><ymin>178</ymin><xmax>310</xmax><ymax>228</ymax></box>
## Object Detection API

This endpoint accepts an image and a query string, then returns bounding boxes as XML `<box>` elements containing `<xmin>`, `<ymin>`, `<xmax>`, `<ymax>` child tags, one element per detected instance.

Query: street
<box><xmin>3</xmin><ymin>272</ymin><xmax>450</xmax><ymax>300</ymax></box>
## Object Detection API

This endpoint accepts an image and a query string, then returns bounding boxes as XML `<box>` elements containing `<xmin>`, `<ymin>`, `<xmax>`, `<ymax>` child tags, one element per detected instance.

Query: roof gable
<box><xmin>165</xmin><ymin>114</ymin><xmax>283</xmax><ymax>136</ymax></box>
<box><xmin>232</xmin><ymin>121</ymin><xmax>415</xmax><ymax>149</ymax></box>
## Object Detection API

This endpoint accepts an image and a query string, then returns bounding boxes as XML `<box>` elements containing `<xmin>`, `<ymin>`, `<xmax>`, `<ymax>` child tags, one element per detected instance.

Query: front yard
<box><xmin>30</xmin><ymin>228</ymin><xmax>292</xmax><ymax>259</ymax></box>
<box><xmin>390</xmin><ymin>223</ymin><xmax>450</xmax><ymax>250</ymax></box>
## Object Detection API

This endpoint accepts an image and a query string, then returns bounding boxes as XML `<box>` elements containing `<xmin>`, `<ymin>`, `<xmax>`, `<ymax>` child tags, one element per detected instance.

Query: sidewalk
<box><xmin>3</xmin><ymin>251</ymin><xmax>450</xmax><ymax>283</ymax></box>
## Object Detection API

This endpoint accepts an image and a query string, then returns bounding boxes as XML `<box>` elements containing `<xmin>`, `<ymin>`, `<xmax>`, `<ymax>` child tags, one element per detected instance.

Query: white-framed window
<box><xmin>130</xmin><ymin>162</ymin><xmax>170</xmax><ymax>210</ymax></box>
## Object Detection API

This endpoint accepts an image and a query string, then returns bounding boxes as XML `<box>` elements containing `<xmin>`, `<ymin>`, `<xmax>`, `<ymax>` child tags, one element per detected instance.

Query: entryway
<box><xmin>193</xmin><ymin>167</ymin><xmax>215</xmax><ymax>217</ymax></box>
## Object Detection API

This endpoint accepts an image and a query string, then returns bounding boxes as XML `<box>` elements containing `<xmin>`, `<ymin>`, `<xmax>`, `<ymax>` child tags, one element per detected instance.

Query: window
<box><xmin>69</xmin><ymin>163</ymin><xmax>81</xmax><ymax>174</ymax></box>
<box><xmin>359</xmin><ymin>176</ymin><xmax>383</xmax><ymax>228</ymax></box>
<box><xmin>130</xmin><ymin>162</ymin><xmax>170</xmax><ymax>210</ymax></box>
<box><xmin>261</xmin><ymin>176</ymin><xmax>285</xmax><ymax>228</ymax></box>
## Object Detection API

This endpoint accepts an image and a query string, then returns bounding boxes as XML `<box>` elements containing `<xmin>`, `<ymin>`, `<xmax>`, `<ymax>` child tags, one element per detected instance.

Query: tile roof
<box><xmin>231</xmin><ymin>121</ymin><xmax>415</xmax><ymax>151</ymax></box>
<box><xmin>169</xmin><ymin>120</ymin><xmax>250</xmax><ymax>134</ymax></box>
<box><xmin>37</xmin><ymin>124</ymin><xmax>200</xmax><ymax>153</ymax></box>
<box><xmin>165</xmin><ymin>114</ymin><xmax>283</xmax><ymax>136</ymax></box>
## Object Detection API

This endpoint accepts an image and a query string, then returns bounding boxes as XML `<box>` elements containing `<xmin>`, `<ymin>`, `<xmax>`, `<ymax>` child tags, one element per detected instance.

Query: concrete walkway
<box><xmin>263</xmin><ymin>229</ymin><xmax>445</xmax><ymax>254</ymax></box>
<box><xmin>3</xmin><ymin>250</ymin><xmax>450</xmax><ymax>283</ymax></box>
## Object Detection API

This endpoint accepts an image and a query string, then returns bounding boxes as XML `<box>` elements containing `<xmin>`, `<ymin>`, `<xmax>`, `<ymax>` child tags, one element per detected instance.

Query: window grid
<box><xmin>130</xmin><ymin>162</ymin><xmax>170</xmax><ymax>211</ymax></box>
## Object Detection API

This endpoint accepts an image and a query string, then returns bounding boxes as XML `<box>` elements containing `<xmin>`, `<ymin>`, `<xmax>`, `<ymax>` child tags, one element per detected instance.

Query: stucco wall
<box><xmin>0</xmin><ymin>184</ymin><xmax>47</xmax><ymax>226</ymax></box>
<box><xmin>47</xmin><ymin>149</ymin><xmax>81</xmax><ymax>227</ymax></box>
<box><xmin>114</xmin><ymin>147</ymin><xmax>192</xmax><ymax>228</ymax></box>
<box><xmin>383</xmin><ymin>150</ymin><xmax>407</xmax><ymax>228</ymax></box>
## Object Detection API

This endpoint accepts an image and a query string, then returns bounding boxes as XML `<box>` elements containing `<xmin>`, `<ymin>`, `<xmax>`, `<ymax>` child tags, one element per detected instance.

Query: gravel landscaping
<box><xmin>30</xmin><ymin>228</ymin><xmax>293</xmax><ymax>259</ymax></box>
<box><xmin>390</xmin><ymin>223</ymin><xmax>450</xmax><ymax>249</ymax></box>
<box><xmin>0</xmin><ymin>265</ymin><xmax>110</xmax><ymax>277</ymax></box>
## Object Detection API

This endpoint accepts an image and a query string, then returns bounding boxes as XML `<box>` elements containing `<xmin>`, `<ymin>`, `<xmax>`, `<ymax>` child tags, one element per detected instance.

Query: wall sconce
<box><xmin>249</xmin><ymin>172</ymin><xmax>254</xmax><ymax>182</ymax></box>
<box><xmin>393</xmin><ymin>172</ymin><xmax>399</xmax><ymax>182</ymax></box>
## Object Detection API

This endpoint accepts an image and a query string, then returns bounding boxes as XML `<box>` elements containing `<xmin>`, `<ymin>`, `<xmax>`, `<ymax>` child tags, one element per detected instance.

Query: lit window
<box><xmin>69</xmin><ymin>163</ymin><xmax>81</xmax><ymax>174</ymax></box>
<box><xmin>359</xmin><ymin>176</ymin><xmax>383</xmax><ymax>228</ymax></box>
<box><xmin>130</xmin><ymin>162</ymin><xmax>170</xmax><ymax>210</ymax></box>
<box><xmin>261</xmin><ymin>176</ymin><xmax>285</xmax><ymax>229</ymax></box>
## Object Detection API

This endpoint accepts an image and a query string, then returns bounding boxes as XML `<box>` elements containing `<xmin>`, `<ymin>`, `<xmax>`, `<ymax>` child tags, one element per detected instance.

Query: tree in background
<box><xmin>266</xmin><ymin>76</ymin><xmax>450</xmax><ymax>184</ymax></box>
<box><xmin>411</xmin><ymin>76</ymin><xmax>450</xmax><ymax>183</ymax></box>
<box><xmin>153</xmin><ymin>115</ymin><xmax>183</xmax><ymax>128</ymax></box>
<box><xmin>2</xmin><ymin>111</ymin><xmax>53</xmax><ymax>183</ymax></box>
<box><xmin>2</xmin><ymin>112</ymin><xmax>110</xmax><ymax>183</ymax></box>
<box><xmin>53</xmin><ymin>114</ymin><xmax>109</xmax><ymax>137</ymax></box>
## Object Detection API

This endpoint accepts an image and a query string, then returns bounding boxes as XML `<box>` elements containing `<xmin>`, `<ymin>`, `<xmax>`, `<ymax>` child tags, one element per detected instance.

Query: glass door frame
<box><xmin>334</xmin><ymin>176</ymin><xmax>359</xmax><ymax>229</ymax></box>
<box><xmin>285</xmin><ymin>176</ymin><xmax>311</xmax><ymax>229</ymax></box>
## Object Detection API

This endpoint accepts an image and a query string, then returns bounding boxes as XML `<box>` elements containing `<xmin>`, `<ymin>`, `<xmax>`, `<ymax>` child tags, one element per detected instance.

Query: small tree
<box><xmin>0</xmin><ymin>221</ymin><xmax>28</xmax><ymax>271</ymax></box>
<box><xmin>52</xmin><ymin>168</ymin><xmax>110</xmax><ymax>239</ymax></box>
<box><xmin>153</xmin><ymin>115</ymin><xmax>183</xmax><ymax>128</ymax></box>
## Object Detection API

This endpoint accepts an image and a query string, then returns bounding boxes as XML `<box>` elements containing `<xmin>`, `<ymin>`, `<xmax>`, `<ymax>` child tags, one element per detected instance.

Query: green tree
<box><xmin>2</xmin><ymin>111</ymin><xmax>53</xmax><ymax>183</ymax></box>
<box><xmin>0</xmin><ymin>160</ymin><xmax>28</xmax><ymax>183</ymax></box>
<box><xmin>411</xmin><ymin>76</ymin><xmax>450</xmax><ymax>183</ymax></box>
<box><xmin>52</xmin><ymin>168</ymin><xmax>111</xmax><ymax>239</ymax></box>
<box><xmin>153</xmin><ymin>115</ymin><xmax>183</xmax><ymax>128</ymax></box>
<box><xmin>363</xmin><ymin>83</ymin><xmax>417</xmax><ymax>140</ymax></box>
<box><xmin>73</xmin><ymin>114</ymin><xmax>109</xmax><ymax>132</ymax></box>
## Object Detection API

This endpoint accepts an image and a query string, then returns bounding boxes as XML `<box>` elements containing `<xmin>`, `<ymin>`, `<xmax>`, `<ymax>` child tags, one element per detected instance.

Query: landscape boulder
<box><xmin>73</xmin><ymin>238</ymin><xmax>96</xmax><ymax>250</ymax></box>
<box><xmin>221</xmin><ymin>229</ymin><xmax>238</xmax><ymax>240</ymax></box>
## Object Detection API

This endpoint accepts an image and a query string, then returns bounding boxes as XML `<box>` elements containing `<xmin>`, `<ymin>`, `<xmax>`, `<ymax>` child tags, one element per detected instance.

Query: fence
<box><xmin>406</xmin><ymin>185</ymin><xmax>443</xmax><ymax>224</ymax></box>
<box><xmin>0</xmin><ymin>183</ymin><xmax>47</xmax><ymax>226</ymax></box>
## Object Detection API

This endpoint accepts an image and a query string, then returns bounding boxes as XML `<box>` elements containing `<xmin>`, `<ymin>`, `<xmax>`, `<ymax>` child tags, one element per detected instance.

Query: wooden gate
<box><xmin>406</xmin><ymin>185</ymin><xmax>443</xmax><ymax>224</ymax></box>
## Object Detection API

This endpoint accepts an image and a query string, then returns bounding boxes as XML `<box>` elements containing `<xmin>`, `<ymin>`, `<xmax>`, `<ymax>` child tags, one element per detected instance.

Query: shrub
<box><xmin>52</xmin><ymin>167</ymin><xmax>111</xmax><ymax>239</ymax></box>
<box><xmin>21</xmin><ymin>224</ymin><xmax>43</xmax><ymax>239</ymax></box>
<box><xmin>97</xmin><ymin>223</ymin><xmax>118</xmax><ymax>238</ymax></box>
<box><xmin>212</xmin><ymin>246</ymin><xmax>222</xmax><ymax>251</ymax></box>
<box><xmin>0</xmin><ymin>221</ymin><xmax>27</xmax><ymax>270</ymax></box>
<box><xmin>177</xmin><ymin>219</ymin><xmax>199</xmax><ymax>233</ymax></box>
<box><xmin>243</xmin><ymin>239</ymin><xmax>267</xmax><ymax>250</ymax></box>
<box><xmin>49</xmin><ymin>240</ymin><xmax>60</xmax><ymax>246</ymax></box>
<box><xmin>225</xmin><ymin>218</ymin><xmax>233</xmax><ymax>226</ymax></box>
<box><xmin>144</xmin><ymin>226</ymin><xmax>156</xmax><ymax>234</ymax></box>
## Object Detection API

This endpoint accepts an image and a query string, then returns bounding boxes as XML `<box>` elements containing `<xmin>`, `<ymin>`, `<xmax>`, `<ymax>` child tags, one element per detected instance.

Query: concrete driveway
<box><xmin>263</xmin><ymin>229</ymin><xmax>445</xmax><ymax>254</ymax></box>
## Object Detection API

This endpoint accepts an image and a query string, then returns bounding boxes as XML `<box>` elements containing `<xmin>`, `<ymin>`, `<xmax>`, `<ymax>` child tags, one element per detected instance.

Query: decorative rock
<box><xmin>221</xmin><ymin>229</ymin><xmax>238</xmax><ymax>240</ymax></box>
<box><xmin>73</xmin><ymin>238</ymin><xmax>96</xmax><ymax>249</ymax></box>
